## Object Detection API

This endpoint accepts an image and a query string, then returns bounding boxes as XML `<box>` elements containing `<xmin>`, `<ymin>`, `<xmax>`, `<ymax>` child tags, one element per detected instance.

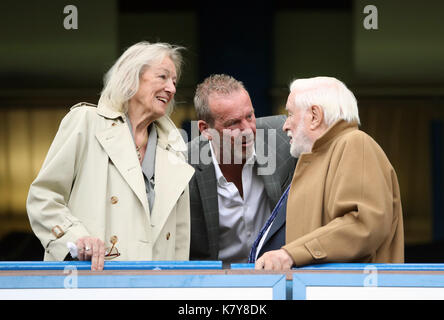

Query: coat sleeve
<box><xmin>26</xmin><ymin>108</ymin><xmax>91</xmax><ymax>261</ymax></box>
<box><xmin>283</xmin><ymin>132</ymin><xmax>397</xmax><ymax>266</ymax></box>
<box><xmin>174</xmin><ymin>186</ymin><xmax>191</xmax><ymax>260</ymax></box>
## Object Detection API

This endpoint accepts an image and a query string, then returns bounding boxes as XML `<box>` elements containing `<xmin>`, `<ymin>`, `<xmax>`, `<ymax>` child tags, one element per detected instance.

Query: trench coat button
<box><xmin>166</xmin><ymin>232</ymin><xmax>171</xmax><ymax>240</ymax></box>
<box><xmin>110</xmin><ymin>196</ymin><xmax>118</xmax><ymax>204</ymax></box>
<box><xmin>314</xmin><ymin>251</ymin><xmax>322</xmax><ymax>257</ymax></box>
<box><xmin>111</xmin><ymin>122</ymin><xmax>117</xmax><ymax>127</ymax></box>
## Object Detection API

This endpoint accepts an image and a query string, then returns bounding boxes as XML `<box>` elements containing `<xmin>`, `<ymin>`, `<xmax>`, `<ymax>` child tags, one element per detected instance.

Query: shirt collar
<box><xmin>209</xmin><ymin>141</ymin><xmax>257</xmax><ymax>186</ymax></box>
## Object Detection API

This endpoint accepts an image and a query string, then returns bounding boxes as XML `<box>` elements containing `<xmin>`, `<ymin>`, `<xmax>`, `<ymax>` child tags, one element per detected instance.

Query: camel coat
<box><xmin>283</xmin><ymin>120</ymin><xmax>404</xmax><ymax>266</ymax></box>
<box><xmin>27</xmin><ymin>102</ymin><xmax>194</xmax><ymax>261</ymax></box>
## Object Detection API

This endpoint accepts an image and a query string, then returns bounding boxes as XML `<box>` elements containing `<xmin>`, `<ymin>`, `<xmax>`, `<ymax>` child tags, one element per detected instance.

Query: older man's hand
<box><xmin>255</xmin><ymin>249</ymin><xmax>294</xmax><ymax>271</ymax></box>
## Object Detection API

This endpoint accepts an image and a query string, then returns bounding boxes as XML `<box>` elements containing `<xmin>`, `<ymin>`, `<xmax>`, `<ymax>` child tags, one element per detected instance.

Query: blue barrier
<box><xmin>2</xmin><ymin>262</ymin><xmax>444</xmax><ymax>299</ymax></box>
<box><xmin>0</xmin><ymin>260</ymin><xmax>222</xmax><ymax>271</ymax></box>
<box><xmin>0</xmin><ymin>263</ymin><xmax>286</xmax><ymax>300</ymax></box>
<box><xmin>231</xmin><ymin>262</ymin><xmax>444</xmax><ymax>271</ymax></box>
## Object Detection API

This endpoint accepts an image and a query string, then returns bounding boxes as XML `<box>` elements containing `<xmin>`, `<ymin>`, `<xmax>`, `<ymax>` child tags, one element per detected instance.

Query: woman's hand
<box><xmin>75</xmin><ymin>237</ymin><xmax>106</xmax><ymax>271</ymax></box>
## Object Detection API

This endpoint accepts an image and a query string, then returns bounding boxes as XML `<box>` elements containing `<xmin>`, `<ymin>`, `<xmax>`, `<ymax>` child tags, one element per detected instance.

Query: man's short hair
<box><xmin>194</xmin><ymin>74</ymin><xmax>246</xmax><ymax>126</ymax></box>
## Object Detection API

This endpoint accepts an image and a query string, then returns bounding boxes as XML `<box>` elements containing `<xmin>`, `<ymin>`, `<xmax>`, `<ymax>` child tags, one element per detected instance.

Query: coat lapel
<box><xmin>150</xmin><ymin>144</ymin><xmax>194</xmax><ymax>242</ymax></box>
<box><xmin>255</xmin><ymin>131</ymin><xmax>281</xmax><ymax>207</ymax></box>
<box><xmin>264</xmin><ymin>193</ymin><xmax>287</xmax><ymax>244</ymax></box>
<box><xmin>149</xmin><ymin>116</ymin><xmax>195</xmax><ymax>243</ymax></box>
<box><xmin>188</xmin><ymin>136</ymin><xmax>220</xmax><ymax>258</ymax></box>
<box><xmin>95</xmin><ymin>123</ymin><xmax>151</xmax><ymax>217</ymax></box>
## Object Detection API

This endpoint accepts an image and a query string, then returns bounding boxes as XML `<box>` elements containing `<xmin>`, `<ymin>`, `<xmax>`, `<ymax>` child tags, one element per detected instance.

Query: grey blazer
<box><xmin>187</xmin><ymin>115</ymin><xmax>297</xmax><ymax>260</ymax></box>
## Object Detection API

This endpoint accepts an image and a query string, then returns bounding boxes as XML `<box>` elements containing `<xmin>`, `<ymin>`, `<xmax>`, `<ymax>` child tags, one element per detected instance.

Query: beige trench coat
<box><xmin>27</xmin><ymin>102</ymin><xmax>195</xmax><ymax>261</ymax></box>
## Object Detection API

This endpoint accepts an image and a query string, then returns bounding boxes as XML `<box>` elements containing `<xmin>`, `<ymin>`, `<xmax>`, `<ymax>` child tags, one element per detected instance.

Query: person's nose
<box><xmin>283</xmin><ymin>117</ymin><xmax>289</xmax><ymax>132</ymax></box>
<box><xmin>165</xmin><ymin>79</ymin><xmax>176</xmax><ymax>95</ymax></box>
<box><xmin>240</xmin><ymin>121</ymin><xmax>255</xmax><ymax>136</ymax></box>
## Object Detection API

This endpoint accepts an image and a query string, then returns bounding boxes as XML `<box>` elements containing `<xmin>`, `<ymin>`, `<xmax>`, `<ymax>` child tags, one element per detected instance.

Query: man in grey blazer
<box><xmin>187</xmin><ymin>74</ymin><xmax>296</xmax><ymax>264</ymax></box>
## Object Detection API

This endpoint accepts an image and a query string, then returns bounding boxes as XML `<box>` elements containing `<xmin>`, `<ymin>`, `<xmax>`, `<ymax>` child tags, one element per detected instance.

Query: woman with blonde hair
<box><xmin>27</xmin><ymin>42</ymin><xmax>194</xmax><ymax>270</ymax></box>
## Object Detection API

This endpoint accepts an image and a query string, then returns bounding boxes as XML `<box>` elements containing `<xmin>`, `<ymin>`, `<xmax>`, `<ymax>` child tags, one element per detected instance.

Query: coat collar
<box><xmin>96</xmin><ymin>102</ymin><xmax>125</xmax><ymax>120</ymax></box>
<box><xmin>96</xmin><ymin>101</ymin><xmax>188</xmax><ymax>157</ymax></box>
<box><xmin>312</xmin><ymin>120</ymin><xmax>359</xmax><ymax>152</ymax></box>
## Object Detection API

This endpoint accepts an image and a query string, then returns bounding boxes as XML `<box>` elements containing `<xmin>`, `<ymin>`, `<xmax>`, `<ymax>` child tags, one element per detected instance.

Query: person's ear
<box><xmin>309</xmin><ymin>105</ymin><xmax>324</xmax><ymax>130</ymax></box>
<box><xmin>198</xmin><ymin>120</ymin><xmax>212</xmax><ymax>140</ymax></box>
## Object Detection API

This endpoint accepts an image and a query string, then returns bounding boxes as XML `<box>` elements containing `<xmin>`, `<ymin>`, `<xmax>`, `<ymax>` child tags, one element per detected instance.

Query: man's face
<box><xmin>283</xmin><ymin>91</ymin><xmax>313</xmax><ymax>158</ymax></box>
<box><xmin>207</xmin><ymin>89</ymin><xmax>256</xmax><ymax>164</ymax></box>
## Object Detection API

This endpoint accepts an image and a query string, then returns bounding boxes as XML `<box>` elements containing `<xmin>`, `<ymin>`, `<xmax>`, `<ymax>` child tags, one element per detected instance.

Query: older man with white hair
<box><xmin>250</xmin><ymin>76</ymin><xmax>404</xmax><ymax>271</ymax></box>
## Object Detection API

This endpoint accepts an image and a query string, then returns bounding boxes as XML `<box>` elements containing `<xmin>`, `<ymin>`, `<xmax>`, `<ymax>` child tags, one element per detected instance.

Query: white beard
<box><xmin>289</xmin><ymin>119</ymin><xmax>312</xmax><ymax>158</ymax></box>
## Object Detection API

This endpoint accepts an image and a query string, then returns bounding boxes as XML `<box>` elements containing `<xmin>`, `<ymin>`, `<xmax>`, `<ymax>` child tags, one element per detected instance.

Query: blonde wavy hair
<box><xmin>98</xmin><ymin>41</ymin><xmax>184</xmax><ymax>115</ymax></box>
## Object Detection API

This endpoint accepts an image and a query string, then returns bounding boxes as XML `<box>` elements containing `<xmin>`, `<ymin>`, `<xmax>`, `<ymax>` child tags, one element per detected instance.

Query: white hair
<box><xmin>289</xmin><ymin>76</ymin><xmax>360</xmax><ymax>126</ymax></box>
<box><xmin>98</xmin><ymin>41</ymin><xmax>184</xmax><ymax>114</ymax></box>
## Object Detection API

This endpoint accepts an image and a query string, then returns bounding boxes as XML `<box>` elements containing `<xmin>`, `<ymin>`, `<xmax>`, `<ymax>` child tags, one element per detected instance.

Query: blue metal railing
<box><xmin>3</xmin><ymin>261</ymin><xmax>444</xmax><ymax>271</ymax></box>
<box><xmin>0</xmin><ymin>260</ymin><xmax>222</xmax><ymax>271</ymax></box>
<box><xmin>230</xmin><ymin>262</ymin><xmax>444</xmax><ymax>271</ymax></box>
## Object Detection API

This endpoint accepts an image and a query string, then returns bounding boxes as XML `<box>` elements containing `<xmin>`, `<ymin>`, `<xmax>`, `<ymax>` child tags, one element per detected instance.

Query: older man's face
<box><xmin>283</xmin><ymin>91</ymin><xmax>313</xmax><ymax>158</ymax></box>
<box><xmin>207</xmin><ymin>89</ymin><xmax>256</xmax><ymax>164</ymax></box>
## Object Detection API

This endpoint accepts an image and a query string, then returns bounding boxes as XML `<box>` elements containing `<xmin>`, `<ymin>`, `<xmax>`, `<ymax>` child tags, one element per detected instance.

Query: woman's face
<box><xmin>129</xmin><ymin>56</ymin><xmax>177</xmax><ymax>119</ymax></box>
